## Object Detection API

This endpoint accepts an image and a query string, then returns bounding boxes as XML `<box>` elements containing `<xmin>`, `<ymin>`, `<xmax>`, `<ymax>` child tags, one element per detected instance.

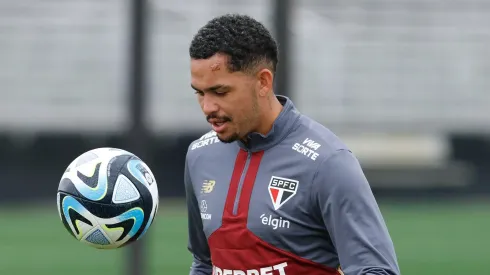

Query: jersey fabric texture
<box><xmin>184</xmin><ymin>96</ymin><xmax>400</xmax><ymax>275</ymax></box>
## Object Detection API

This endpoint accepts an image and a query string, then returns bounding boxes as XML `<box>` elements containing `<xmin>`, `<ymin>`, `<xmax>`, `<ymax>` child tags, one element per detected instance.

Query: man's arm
<box><xmin>184</xmin><ymin>157</ymin><xmax>213</xmax><ymax>275</ymax></box>
<box><xmin>312</xmin><ymin>149</ymin><xmax>400</xmax><ymax>275</ymax></box>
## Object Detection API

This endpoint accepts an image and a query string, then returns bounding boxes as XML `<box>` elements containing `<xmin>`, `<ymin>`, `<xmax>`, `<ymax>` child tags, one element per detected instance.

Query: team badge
<box><xmin>268</xmin><ymin>176</ymin><xmax>299</xmax><ymax>210</ymax></box>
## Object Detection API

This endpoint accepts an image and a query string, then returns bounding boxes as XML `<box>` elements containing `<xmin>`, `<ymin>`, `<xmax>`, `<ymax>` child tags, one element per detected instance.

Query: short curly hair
<box><xmin>189</xmin><ymin>14</ymin><xmax>279</xmax><ymax>74</ymax></box>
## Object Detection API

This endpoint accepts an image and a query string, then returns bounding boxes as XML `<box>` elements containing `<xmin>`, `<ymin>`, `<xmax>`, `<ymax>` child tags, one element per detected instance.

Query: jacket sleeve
<box><xmin>184</xmin><ymin>156</ymin><xmax>213</xmax><ymax>275</ymax></box>
<box><xmin>312</xmin><ymin>149</ymin><xmax>400</xmax><ymax>275</ymax></box>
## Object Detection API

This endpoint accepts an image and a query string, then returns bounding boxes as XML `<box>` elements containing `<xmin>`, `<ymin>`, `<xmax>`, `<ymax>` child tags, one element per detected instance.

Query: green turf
<box><xmin>0</xmin><ymin>200</ymin><xmax>488</xmax><ymax>275</ymax></box>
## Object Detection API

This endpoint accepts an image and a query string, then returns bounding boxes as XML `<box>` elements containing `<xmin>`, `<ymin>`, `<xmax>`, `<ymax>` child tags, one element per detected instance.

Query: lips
<box><xmin>207</xmin><ymin>116</ymin><xmax>230</xmax><ymax>133</ymax></box>
<box><xmin>210</xmin><ymin>120</ymin><xmax>228</xmax><ymax>133</ymax></box>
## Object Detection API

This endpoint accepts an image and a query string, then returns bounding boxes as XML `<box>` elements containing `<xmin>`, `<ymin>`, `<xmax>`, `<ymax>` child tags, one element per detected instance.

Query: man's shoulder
<box><xmin>185</xmin><ymin>130</ymin><xmax>233</xmax><ymax>165</ymax></box>
<box><xmin>186</xmin><ymin>130</ymin><xmax>223</xmax><ymax>155</ymax></box>
<box><xmin>290</xmin><ymin>114</ymin><xmax>351</xmax><ymax>162</ymax></box>
<box><xmin>291</xmin><ymin>115</ymin><xmax>364</xmax><ymax>189</ymax></box>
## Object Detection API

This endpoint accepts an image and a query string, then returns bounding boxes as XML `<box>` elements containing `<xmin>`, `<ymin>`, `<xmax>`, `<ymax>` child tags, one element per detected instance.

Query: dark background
<box><xmin>1</xmin><ymin>132</ymin><xmax>489</xmax><ymax>203</ymax></box>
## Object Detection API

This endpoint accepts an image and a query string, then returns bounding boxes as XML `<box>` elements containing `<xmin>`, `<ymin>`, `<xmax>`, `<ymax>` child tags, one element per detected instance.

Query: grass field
<box><xmin>0</xmin><ymin>199</ymin><xmax>489</xmax><ymax>275</ymax></box>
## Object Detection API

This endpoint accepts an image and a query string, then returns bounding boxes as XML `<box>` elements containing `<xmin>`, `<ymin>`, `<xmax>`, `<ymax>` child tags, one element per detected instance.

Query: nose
<box><xmin>201</xmin><ymin>94</ymin><xmax>219</xmax><ymax>116</ymax></box>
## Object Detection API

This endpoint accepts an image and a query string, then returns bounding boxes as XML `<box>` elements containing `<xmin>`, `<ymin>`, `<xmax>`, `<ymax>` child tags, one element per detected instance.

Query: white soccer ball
<box><xmin>56</xmin><ymin>147</ymin><xmax>159</xmax><ymax>249</ymax></box>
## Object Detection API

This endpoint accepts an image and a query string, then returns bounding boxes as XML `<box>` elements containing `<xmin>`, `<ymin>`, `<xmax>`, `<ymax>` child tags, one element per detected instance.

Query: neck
<box><xmin>237</xmin><ymin>95</ymin><xmax>297</xmax><ymax>152</ymax></box>
<box><xmin>240</xmin><ymin>95</ymin><xmax>283</xmax><ymax>145</ymax></box>
<box><xmin>255</xmin><ymin>95</ymin><xmax>283</xmax><ymax>136</ymax></box>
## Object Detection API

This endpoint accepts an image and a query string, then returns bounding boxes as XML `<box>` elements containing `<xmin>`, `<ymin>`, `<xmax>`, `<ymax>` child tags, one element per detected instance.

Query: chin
<box><xmin>216</xmin><ymin>132</ymin><xmax>240</xmax><ymax>144</ymax></box>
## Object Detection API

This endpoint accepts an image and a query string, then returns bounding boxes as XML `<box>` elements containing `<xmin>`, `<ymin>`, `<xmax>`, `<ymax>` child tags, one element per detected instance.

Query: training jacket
<box><xmin>184</xmin><ymin>95</ymin><xmax>400</xmax><ymax>275</ymax></box>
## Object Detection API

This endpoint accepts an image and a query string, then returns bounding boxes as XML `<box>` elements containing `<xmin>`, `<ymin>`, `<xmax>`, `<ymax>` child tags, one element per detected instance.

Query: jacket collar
<box><xmin>237</xmin><ymin>95</ymin><xmax>300</xmax><ymax>152</ymax></box>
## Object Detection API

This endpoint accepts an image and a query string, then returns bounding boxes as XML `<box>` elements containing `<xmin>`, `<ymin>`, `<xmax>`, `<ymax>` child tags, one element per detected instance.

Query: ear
<box><xmin>257</xmin><ymin>68</ymin><xmax>274</xmax><ymax>97</ymax></box>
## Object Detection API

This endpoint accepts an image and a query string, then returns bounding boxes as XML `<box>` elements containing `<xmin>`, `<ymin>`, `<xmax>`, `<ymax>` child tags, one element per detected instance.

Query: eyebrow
<box><xmin>191</xmin><ymin>84</ymin><xmax>229</xmax><ymax>92</ymax></box>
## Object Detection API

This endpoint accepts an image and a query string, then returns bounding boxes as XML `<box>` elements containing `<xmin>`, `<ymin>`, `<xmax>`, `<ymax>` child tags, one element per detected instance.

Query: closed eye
<box><xmin>214</xmin><ymin>90</ymin><xmax>228</xmax><ymax>96</ymax></box>
<box><xmin>191</xmin><ymin>84</ymin><xmax>231</xmax><ymax>96</ymax></box>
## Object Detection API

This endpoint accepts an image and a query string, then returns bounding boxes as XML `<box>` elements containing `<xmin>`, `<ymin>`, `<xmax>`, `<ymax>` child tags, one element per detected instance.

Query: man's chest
<box><xmin>192</xmin><ymin>147</ymin><xmax>321</xmax><ymax>240</ymax></box>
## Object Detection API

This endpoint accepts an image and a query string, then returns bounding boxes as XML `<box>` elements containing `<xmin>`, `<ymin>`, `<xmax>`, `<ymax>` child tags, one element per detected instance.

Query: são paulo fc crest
<box><xmin>268</xmin><ymin>176</ymin><xmax>299</xmax><ymax>210</ymax></box>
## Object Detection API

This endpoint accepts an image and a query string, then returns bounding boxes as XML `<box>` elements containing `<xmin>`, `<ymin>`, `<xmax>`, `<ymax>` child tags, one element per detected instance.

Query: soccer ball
<box><xmin>56</xmin><ymin>147</ymin><xmax>159</xmax><ymax>249</ymax></box>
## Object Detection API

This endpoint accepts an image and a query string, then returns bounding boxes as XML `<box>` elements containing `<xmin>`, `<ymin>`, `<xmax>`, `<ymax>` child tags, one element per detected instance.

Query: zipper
<box><xmin>232</xmin><ymin>151</ymin><xmax>252</xmax><ymax>215</ymax></box>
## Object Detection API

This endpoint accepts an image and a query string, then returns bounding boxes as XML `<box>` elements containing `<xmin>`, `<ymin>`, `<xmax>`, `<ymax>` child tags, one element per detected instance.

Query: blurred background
<box><xmin>1</xmin><ymin>0</ymin><xmax>489</xmax><ymax>274</ymax></box>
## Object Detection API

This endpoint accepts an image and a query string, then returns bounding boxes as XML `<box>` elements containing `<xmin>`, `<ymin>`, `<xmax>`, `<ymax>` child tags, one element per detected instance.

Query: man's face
<box><xmin>190</xmin><ymin>54</ymin><xmax>260</xmax><ymax>143</ymax></box>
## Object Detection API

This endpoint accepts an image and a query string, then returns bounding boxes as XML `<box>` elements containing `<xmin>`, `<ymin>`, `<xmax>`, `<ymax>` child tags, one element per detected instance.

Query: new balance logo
<box><xmin>201</xmin><ymin>180</ymin><xmax>216</xmax><ymax>194</ymax></box>
<box><xmin>268</xmin><ymin>176</ymin><xmax>298</xmax><ymax>210</ymax></box>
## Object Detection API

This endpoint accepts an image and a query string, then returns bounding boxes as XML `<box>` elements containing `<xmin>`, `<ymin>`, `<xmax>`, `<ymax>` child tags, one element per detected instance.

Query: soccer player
<box><xmin>184</xmin><ymin>14</ymin><xmax>400</xmax><ymax>275</ymax></box>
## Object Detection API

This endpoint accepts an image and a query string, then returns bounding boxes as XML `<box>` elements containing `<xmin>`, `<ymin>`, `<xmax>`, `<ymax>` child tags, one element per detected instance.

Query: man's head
<box><xmin>189</xmin><ymin>14</ymin><xmax>279</xmax><ymax>143</ymax></box>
